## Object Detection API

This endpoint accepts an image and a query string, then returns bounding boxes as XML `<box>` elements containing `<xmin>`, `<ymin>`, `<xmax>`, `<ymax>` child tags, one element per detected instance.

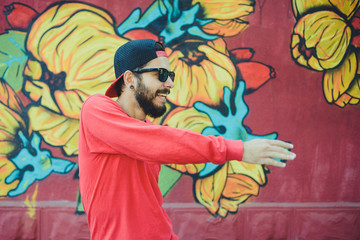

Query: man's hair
<box><xmin>115</xmin><ymin>42</ymin><xmax>165</xmax><ymax>96</ymax></box>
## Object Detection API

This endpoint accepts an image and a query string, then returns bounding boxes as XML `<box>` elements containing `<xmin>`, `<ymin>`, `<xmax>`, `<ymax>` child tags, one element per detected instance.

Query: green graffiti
<box><xmin>0</xmin><ymin>30</ymin><xmax>28</xmax><ymax>92</ymax></box>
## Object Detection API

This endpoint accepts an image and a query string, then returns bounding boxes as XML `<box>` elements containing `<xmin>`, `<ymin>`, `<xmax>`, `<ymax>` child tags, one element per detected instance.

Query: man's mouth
<box><xmin>156</xmin><ymin>89</ymin><xmax>170</xmax><ymax>102</ymax></box>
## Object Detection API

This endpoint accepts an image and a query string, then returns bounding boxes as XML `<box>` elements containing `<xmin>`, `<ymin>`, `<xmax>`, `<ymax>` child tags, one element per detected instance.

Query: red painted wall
<box><xmin>0</xmin><ymin>0</ymin><xmax>359</xmax><ymax>239</ymax></box>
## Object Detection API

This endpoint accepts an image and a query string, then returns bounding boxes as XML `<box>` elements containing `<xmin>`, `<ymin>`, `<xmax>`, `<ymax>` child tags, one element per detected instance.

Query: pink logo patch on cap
<box><xmin>156</xmin><ymin>51</ymin><xmax>168</xmax><ymax>57</ymax></box>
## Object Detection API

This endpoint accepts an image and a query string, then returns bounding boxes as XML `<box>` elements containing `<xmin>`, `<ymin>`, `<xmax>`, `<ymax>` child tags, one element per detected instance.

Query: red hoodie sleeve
<box><xmin>80</xmin><ymin>95</ymin><xmax>243</xmax><ymax>165</ymax></box>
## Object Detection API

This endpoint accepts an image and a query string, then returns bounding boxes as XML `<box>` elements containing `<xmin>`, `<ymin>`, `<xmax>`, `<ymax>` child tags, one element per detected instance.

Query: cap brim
<box><xmin>105</xmin><ymin>73</ymin><xmax>124</xmax><ymax>98</ymax></box>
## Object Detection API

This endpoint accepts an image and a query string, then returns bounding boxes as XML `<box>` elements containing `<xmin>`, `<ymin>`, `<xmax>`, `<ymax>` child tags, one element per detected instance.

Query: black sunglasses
<box><xmin>132</xmin><ymin>68</ymin><xmax>175</xmax><ymax>82</ymax></box>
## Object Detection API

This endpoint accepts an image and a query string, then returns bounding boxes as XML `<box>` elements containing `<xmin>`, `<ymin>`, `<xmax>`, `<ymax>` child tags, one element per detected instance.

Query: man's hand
<box><xmin>242</xmin><ymin>139</ymin><xmax>296</xmax><ymax>167</ymax></box>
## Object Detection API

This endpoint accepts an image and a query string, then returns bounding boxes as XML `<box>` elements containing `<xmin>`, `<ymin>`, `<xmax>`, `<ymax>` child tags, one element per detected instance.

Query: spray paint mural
<box><xmin>0</xmin><ymin>0</ymin><xmax>359</xmax><ymax>236</ymax></box>
<box><xmin>0</xmin><ymin>0</ymin><xmax>280</xmax><ymax>217</ymax></box>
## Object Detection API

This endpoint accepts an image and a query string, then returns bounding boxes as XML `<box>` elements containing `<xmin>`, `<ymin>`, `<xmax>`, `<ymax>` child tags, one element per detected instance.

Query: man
<box><xmin>78</xmin><ymin>39</ymin><xmax>296</xmax><ymax>240</ymax></box>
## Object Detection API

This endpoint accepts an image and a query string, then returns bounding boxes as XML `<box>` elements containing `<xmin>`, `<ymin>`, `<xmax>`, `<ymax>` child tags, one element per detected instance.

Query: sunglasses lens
<box><xmin>159</xmin><ymin>69</ymin><xmax>167</xmax><ymax>82</ymax></box>
<box><xmin>158</xmin><ymin>69</ymin><xmax>175</xmax><ymax>82</ymax></box>
<box><xmin>169</xmin><ymin>72</ymin><xmax>175</xmax><ymax>81</ymax></box>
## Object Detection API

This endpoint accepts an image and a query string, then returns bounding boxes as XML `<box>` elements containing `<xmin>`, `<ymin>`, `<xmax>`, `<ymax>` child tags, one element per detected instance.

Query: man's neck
<box><xmin>116</xmin><ymin>94</ymin><xmax>146</xmax><ymax>121</ymax></box>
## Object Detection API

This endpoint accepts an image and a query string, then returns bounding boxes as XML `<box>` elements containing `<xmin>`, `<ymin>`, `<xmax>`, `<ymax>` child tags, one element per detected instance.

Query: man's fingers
<box><xmin>267</xmin><ymin>145</ymin><xmax>296</xmax><ymax>160</ymax></box>
<box><xmin>242</xmin><ymin>139</ymin><xmax>295</xmax><ymax>167</ymax></box>
<box><xmin>270</xmin><ymin>145</ymin><xmax>292</xmax><ymax>153</ymax></box>
<box><xmin>269</xmin><ymin>139</ymin><xmax>294</xmax><ymax>149</ymax></box>
<box><xmin>263</xmin><ymin>158</ymin><xmax>286</xmax><ymax>168</ymax></box>
<box><xmin>268</xmin><ymin>151</ymin><xmax>296</xmax><ymax>161</ymax></box>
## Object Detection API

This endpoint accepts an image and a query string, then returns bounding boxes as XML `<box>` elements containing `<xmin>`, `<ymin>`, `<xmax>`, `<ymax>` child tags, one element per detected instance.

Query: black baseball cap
<box><xmin>105</xmin><ymin>39</ymin><xmax>168</xmax><ymax>98</ymax></box>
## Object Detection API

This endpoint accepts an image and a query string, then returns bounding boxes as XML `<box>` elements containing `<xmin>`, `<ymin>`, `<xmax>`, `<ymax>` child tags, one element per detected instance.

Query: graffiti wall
<box><xmin>0</xmin><ymin>0</ymin><xmax>359</xmax><ymax>239</ymax></box>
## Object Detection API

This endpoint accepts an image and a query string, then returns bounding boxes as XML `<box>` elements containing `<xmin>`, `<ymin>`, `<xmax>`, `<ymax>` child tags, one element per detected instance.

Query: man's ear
<box><xmin>123</xmin><ymin>70</ymin><xmax>136</xmax><ymax>88</ymax></box>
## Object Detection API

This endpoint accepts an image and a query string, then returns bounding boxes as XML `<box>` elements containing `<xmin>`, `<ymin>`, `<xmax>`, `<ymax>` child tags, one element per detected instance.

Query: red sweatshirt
<box><xmin>78</xmin><ymin>94</ymin><xmax>243</xmax><ymax>240</ymax></box>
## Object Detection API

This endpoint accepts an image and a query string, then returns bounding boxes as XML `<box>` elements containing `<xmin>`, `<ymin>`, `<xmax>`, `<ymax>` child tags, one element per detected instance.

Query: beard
<box><xmin>135</xmin><ymin>80</ymin><xmax>168</xmax><ymax>118</ymax></box>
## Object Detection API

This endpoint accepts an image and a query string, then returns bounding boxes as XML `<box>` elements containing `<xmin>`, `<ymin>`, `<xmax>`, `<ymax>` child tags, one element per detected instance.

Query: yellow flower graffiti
<box><xmin>292</xmin><ymin>0</ymin><xmax>360</xmax><ymax>20</ymax></box>
<box><xmin>0</xmin><ymin>79</ymin><xmax>25</xmax><ymax>196</ymax></box>
<box><xmin>24</xmin><ymin>2</ymin><xmax>128</xmax><ymax>155</ymax></box>
<box><xmin>196</xmin><ymin>161</ymin><xmax>267</xmax><ymax>217</ymax></box>
<box><xmin>323</xmin><ymin>51</ymin><xmax>360</xmax><ymax>106</ymax></box>
<box><xmin>291</xmin><ymin>0</ymin><xmax>360</xmax><ymax>107</ymax></box>
<box><xmin>193</xmin><ymin>0</ymin><xmax>255</xmax><ymax>36</ymax></box>
<box><xmin>291</xmin><ymin>11</ymin><xmax>351</xmax><ymax>71</ymax></box>
<box><xmin>166</xmin><ymin>38</ymin><xmax>237</xmax><ymax>107</ymax></box>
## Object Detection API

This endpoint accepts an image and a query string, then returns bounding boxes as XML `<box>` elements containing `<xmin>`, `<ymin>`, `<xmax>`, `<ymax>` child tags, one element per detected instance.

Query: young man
<box><xmin>78</xmin><ymin>39</ymin><xmax>296</xmax><ymax>240</ymax></box>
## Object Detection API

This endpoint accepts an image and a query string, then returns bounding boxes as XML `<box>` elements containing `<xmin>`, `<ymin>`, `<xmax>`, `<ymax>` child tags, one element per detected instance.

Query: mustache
<box><xmin>156</xmin><ymin>89</ymin><xmax>170</xmax><ymax>95</ymax></box>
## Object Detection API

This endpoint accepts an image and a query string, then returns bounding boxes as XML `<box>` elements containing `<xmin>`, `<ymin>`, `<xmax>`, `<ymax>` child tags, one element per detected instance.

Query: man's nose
<box><xmin>164</xmin><ymin>76</ymin><xmax>175</xmax><ymax>88</ymax></box>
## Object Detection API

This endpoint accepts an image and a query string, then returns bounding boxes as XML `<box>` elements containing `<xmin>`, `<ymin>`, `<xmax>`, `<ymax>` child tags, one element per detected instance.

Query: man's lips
<box><xmin>156</xmin><ymin>89</ymin><xmax>170</xmax><ymax>102</ymax></box>
<box><xmin>156</xmin><ymin>89</ymin><xmax>170</xmax><ymax>95</ymax></box>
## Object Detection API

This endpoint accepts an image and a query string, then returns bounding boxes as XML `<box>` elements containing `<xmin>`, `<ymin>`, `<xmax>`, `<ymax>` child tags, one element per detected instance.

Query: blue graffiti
<box><xmin>194</xmin><ymin>81</ymin><xmax>278</xmax><ymax>177</ymax></box>
<box><xmin>5</xmin><ymin>131</ymin><xmax>76</xmax><ymax>197</ymax></box>
<box><xmin>117</xmin><ymin>0</ymin><xmax>166</xmax><ymax>35</ymax></box>
<box><xmin>117</xmin><ymin>0</ymin><xmax>217</xmax><ymax>43</ymax></box>
<box><xmin>160</xmin><ymin>0</ymin><xmax>215</xmax><ymax>43</ymax></box>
